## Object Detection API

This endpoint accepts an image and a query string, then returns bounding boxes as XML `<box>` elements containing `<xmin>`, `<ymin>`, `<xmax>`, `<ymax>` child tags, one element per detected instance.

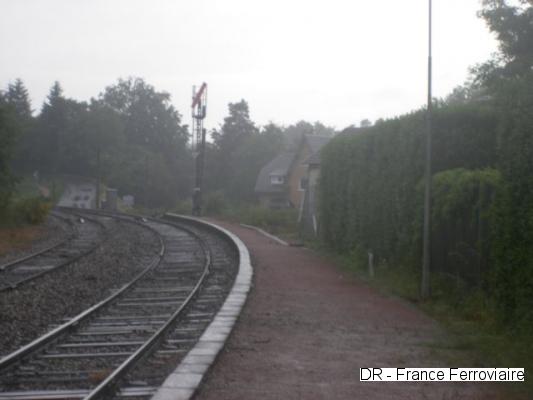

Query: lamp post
<box><xmin>144</xmin><ymin>137</ymin><xmax>149</xmax><ymax>208</ymax></box>
<box><xmin>421</xmin><ymin>0</ymin><xmax>433</xmax><ymax>300</ymax></box>
<box><xmin>96</xmin><ymin>145</ymin><xmax>101</xmax><ymax>209</ymax></box>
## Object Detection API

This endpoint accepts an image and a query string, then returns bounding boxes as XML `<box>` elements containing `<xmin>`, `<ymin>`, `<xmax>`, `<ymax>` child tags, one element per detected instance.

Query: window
<box><xmin>299</xmin><ymin>177</ymin><xmax>308</xmax><ymax>191</ymax></box>
<box><xmin>270</xmin><ymin>175</ymin><xmax>284</xmax><ymax>185</ymax></box>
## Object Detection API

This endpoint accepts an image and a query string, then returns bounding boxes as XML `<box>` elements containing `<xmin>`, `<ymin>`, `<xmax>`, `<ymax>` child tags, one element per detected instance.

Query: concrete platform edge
<box><xmin>239</xmin><ymin>223</ymin><xmax>289</xmax><ymax>246</ymax></box>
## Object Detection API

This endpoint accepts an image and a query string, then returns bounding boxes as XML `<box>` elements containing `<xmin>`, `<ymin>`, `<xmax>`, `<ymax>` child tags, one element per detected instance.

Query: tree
<box><xmin>212</xmin><ymin>100</ymin><xmax>258</xmax><ymax>152</ymax></box>
<box><xmin>360</xmin><ymin>119</ymin><xmax>372</xmax><ymax>128</ymax></box>
<box><xmin>209</xmin><ymin>100</ymin><xmax>259</xmax><ymax>196</ymax></box>
<box><xmin>36</xmin><ymin>82</ymin><xmax>66</xmax><ymax>172</ymax></box>
<box><xmin>472</xmin><ymin>0</ymin><xmax>533</xmax><ymax>326</ymax></box>
<box><xmin>283</xmin><ymin>120</ymin><xmax>336</xmax><ymax>150</ymax></box>
<box><xmin>204</xmin><ymin>102</ymin><xmax>288</xmax><ymax>204</ymax></box>
<box><xmin>36</xmin><ymin>82</ymin><xmax>91</xmax><ymax>175</ymax></box>
<box><xmin>475</xmin><ymin>0</ymin><xmax>533</xmax><ymax>85</ymax></box>
<box><xmin>3</xmin><ymin>79</ymin><xmax>36</xmax><ymax>173</ymax></box>
<box><xmin>6</xmin><ymin>79</ymin><xmax>32</xmax><ymax>119</ymax></box>
<box><xmin>0</xmin><ymin>99</ymin><xmax>21</xmax><ymax>217</ymax></box>
<box><xmin>225</xmin><ymin>122</ymin><xmax>284</xmax><ymax>203</ymax></box>
<box><xmin>100</xmin><ymin>77</ymin><xmax>190</xmax><ymax>206</ymax></box>
<box><xmin>312</xmin><ymin>121</ymin><xmax>336</xmax><ymax>137</ymax></box>
<box><xmin>101</xmin><ymin>77</ymin><xmax>188</xmax><ymax>154</ymax></box>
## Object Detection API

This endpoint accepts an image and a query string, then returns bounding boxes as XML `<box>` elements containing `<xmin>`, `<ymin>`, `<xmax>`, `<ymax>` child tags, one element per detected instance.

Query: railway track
<box><xmin>0</xmin><ymin>212</ymin><xmax>106</xmax><ymax>292</ymax></box>
<box><xmin>0</xmin><ymin>211</ymin><xmax>241</xmax><ymax>400</ymax></box>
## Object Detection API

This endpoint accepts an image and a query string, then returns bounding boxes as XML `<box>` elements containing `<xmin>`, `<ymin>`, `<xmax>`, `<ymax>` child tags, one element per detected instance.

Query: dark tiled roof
<box><xmin>255</xmin><ymin>152</ymin><xmax>296</xmax><ymax>193</ymax></box>
<box><xmin>303</xmin><ymin>134</ymin><xmax>331</xmax><ymax>165</ymax></box>
<box><xmin>255</xmin><ymin>135</ymin><xmax>332</xmax><ymax>193</ymax></box>
<box><xmin>305</xmin><ymin>135</ymin><xmax>331</xmax><ymax>154</ymax></box>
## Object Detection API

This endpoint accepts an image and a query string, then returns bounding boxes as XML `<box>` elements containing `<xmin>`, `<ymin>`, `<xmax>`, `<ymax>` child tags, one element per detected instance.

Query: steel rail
<box><xmin>56</xmin><ymin>209</ymin><xmax>217</xmax><ymax>400</ymax></box>
<box><xmin>84</xmin><ymin>218</ymin><xmax>212</xmax><ymax>400</ymax></box>
<box><xmin>0</xmin><ymin>220</ymin><xmax>165</xmax><ymax>373</ymax></box>
<box><xmin>0</xmin><ymin>211</ymin><xmax>109</xmax><ymax>291</ymax></box>
<box><xmin>0</xmin><ymin>212</ymin><xmax>75</xmax><ymax>272</ymax></box>
<box><xmin>0</xmin><ymin>210</ymin><xmax>216</xmax><ymax>400</ymax></box>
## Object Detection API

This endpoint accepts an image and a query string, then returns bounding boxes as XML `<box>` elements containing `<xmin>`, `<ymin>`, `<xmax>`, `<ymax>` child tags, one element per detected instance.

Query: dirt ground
<box><xmin>0</xmin><ymin>225</ymin><xmax>43</xmax><ymax>257</ymax></box>
<box><xmin>194</xmin><ymin>221</ymin><xmax>513</xmax><ymax>400</ymax></box>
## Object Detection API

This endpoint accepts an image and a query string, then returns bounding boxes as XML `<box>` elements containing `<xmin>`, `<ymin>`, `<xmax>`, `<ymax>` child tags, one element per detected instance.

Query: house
<box><xmin>254</xmin><ymin>135</ymin><xmax>331</xmax><ymax>217</ymax></box>
<box><xmin>254</xmin><ymin>152</ymin><xmax>296</xmax><ymax>209</ymax></box>
<box><xmin>299</xmin><ymin>148</ymin><xmax>324</xmax><ymax>234</ymax></box>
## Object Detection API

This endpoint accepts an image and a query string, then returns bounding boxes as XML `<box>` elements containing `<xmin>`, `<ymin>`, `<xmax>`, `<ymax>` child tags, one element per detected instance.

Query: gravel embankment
<box><xmin>0</xmin><ymin>219</ymin><xmax>160</xmax><ymax>356</ymax></box>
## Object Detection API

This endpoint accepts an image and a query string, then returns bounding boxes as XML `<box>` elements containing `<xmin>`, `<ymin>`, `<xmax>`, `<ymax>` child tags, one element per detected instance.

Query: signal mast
<box><xmin>191</xmin><ymin>83</ymin><xmax>207</xmax><ymax>216</ymax></box>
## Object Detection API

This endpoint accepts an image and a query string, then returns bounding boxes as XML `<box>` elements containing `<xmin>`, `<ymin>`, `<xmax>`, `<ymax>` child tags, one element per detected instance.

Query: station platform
<box><xmin>195</xmin><ymin>221</ymin><xmax>504</xmax><ymax>400</ymax></box>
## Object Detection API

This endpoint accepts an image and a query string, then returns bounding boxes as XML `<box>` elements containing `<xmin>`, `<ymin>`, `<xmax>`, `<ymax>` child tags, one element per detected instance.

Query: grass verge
<box><xmin>310</xmin><ymin>244</ymin><xmax>531</xmax><ymax>399</ymax></box>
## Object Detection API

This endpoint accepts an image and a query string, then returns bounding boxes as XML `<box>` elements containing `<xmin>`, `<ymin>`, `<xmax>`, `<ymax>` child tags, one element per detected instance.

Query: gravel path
<box><xmin>0</xmin><ymin>218</ymin><xmax>160</xmax><ymax>356</ymax></box>
<box><xmin>194</xmin><ymin>221</ymin><xmax>513</xmax><ymax>400</ymax></box>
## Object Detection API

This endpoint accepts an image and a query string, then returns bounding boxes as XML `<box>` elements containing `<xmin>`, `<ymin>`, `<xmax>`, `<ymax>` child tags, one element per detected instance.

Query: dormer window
<box><xmin>270</xmin><ymin>175</ymin><xmax>285</xmax><ymax>185</ymax></box>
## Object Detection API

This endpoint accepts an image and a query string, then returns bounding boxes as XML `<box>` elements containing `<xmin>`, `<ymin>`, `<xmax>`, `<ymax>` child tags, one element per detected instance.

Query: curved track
<box><xmin>0</xmin><ymin>212</ymin><xmax>106</xmax><ymax>291</ymax></box>
<box><xmin>0</xmin><ymin>211</ymin><xmax>239</xmax><ymax>400</ymax></box>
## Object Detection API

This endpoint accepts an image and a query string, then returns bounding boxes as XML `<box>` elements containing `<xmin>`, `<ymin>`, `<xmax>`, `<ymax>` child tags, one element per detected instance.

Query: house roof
<box><xmin>255</xmin><ymin>135</ymin><xmax>332</xmax><ymax>194</ymax></box>
<box><xmin>304</xmin><ymin>134</ymin><xmax>331</xmax><ymax>154</ymax></box>
<box><xmin>303</xmin><ymin>134</ymin><xmax>331</xmax><ymax>165</ymax></box>
<box><xmin>255</xmin><ymin>152</ymin><xmax>296</xmax><ymax>193</ymax></box>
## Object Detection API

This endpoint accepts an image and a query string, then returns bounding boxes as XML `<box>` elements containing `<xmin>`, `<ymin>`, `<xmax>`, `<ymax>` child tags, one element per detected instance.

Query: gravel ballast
<box><xmin>0</xmin><ymin>217</ymin><xmax>160</xmax><ymax>356</ymax></box>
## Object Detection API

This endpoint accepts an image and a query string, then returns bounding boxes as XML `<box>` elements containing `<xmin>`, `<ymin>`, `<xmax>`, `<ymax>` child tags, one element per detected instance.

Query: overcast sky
<box><xmin>1</xmin><ymin>0</ymin><xmax>498</xmax><ymax>130</ymax></box>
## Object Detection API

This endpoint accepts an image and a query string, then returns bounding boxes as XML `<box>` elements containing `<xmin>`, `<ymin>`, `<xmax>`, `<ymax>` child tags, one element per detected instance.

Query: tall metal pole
<box><xmin>421</xmin><ymin>0</ymin><xmax>433</xmax><ymax>300</ymax></box>
<box><xmin>144</xmin><ymin>137</ymin><xmax>149</xmax><ymax>208</ymax></box>
<box><xmin>96</xmin><ymin>146</ymin><xmax>101</xmax><ymax>209</ymax></box>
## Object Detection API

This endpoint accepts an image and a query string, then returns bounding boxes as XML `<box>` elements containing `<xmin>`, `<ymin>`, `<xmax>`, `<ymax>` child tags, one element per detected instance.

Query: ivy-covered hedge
<box><xmin>320</xmin><ymin>103</ymin><xmax>499</xmax><ymax>269</ymax></box>
<box><xmin>427</xmin><ymin>168</ymin><xmax>501</xmax><ymax>285</ymax></box>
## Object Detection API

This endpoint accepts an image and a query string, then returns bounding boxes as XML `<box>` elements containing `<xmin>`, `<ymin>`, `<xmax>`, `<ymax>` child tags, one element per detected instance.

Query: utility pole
<box><xmin>144</xmin><ymin>137</ymin><xmax>149</xmax><ymax>208</ymax></box>
<box><xmin>421</xmin><ymin>0</ymin><xmax>433</xmax><ymax>300</ymax></box>
<box><xmin>96</xmin><ymin>146</ymin><xmax>101</xmax><ymax>209</ymax></box>
<box><xmin>191</xmin><ymin>83</ymin><xmax>207</xmax><ymax>216</ymax></box>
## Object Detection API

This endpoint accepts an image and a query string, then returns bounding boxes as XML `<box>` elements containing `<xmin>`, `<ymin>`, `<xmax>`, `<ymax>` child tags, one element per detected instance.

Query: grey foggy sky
<box><xmin>1</xmin><ymin>0</ymin><xmax>497</xmax><ymax>130</ymax></box>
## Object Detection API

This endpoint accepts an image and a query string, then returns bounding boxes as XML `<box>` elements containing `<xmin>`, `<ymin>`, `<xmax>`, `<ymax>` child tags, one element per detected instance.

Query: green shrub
<box><xmin>170</xmin><ymin>199</ymin><xmax>193</xmax><ymax>215</ymax></box>
<box><xmin>5</xmin><ymin>197</ymin><xmax>51</xmax><ymax>225</ymax></box>
<box><xmin>203</xmin><ymin>191</ymin><xmax>228</xmax><ymax>216</ymax></box>
<box><xmin>420</xmin><ymin>168</ymin><xmax>501</xmax><ymax>286</ymax></box>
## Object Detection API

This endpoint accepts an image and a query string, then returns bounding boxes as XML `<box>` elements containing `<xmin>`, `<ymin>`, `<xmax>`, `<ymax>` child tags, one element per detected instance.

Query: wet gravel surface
<box><xmin>0</xmin><ymin>213</ymin><xmax>74</xmax><ymax>266</ymax></box>
<box><xmin>0</xmin><ymin>217</ymin><xmax>161</xmax><ymax>357</ymax></box>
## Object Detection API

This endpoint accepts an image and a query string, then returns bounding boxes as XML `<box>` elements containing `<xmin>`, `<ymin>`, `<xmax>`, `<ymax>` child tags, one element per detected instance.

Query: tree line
<box><xmin>0</xmin><ymin>77</ymin><xmax>335</xmax><ymax>213</ymax></box>
<box><xmin>319</xmin><ymin>0</ymin><xmax>533</xmax><ymax>330</ymax></box>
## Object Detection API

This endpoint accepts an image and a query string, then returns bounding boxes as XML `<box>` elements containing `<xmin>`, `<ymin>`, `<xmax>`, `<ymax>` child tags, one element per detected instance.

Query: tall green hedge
<box><xmin>490</xmin><ymin>72</ymin><xmax>533</xmax><ymax>328</ymax></box>
<box><xmin>320</xmin><ymin>102</ymin><xmax>499</xmax><ymax>268</ymax></box>
<box><xmin>320</xmin><ymin>90</ymin><xmax>533</xmax><ymax>330</ymax></box>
